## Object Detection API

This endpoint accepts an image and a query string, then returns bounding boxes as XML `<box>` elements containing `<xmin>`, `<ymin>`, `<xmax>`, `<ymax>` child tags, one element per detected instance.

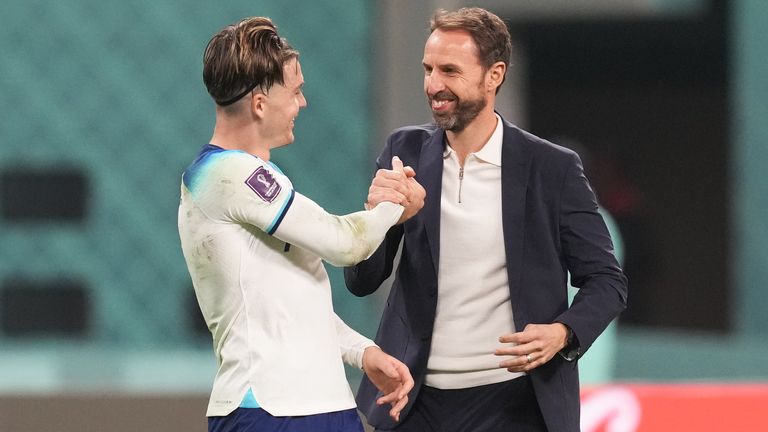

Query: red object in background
<box><xmin>580</xmin><ymin>384</ymin><xmax>768</xmax><ymax>431</ymax></box>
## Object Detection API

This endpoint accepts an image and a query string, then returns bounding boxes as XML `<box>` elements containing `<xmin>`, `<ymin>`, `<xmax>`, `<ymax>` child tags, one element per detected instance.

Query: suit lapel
<box><xmin>418</xmin><ymin>129</ymin><xmax>445</xmax><ymax>276</ymax></box>
<box><xmin>500</xmin><ymin>121</ymin><xmax>532</xmax><ymax>325</ymax></box>
<box><xmin>416</xmin><ymin>121</ymin><xmax>530</xmax><ymax>299</ymax></box>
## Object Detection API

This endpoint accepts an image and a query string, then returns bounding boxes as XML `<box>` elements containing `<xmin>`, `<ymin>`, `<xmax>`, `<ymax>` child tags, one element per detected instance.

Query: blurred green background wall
<box><xmin>0</xmin><ymin>0</ymin><xmax>373</xmax><ymax>393</ymax></box>
<box><xmin>1</xmin><ymin>0</ymin><xmax>767</xmax><ymax>405</ymax></box>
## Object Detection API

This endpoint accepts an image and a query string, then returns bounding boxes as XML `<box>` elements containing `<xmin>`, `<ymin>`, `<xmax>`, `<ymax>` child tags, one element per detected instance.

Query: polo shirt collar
<box><xmin>442</xmin><ymin>113</ymin><xmax>503</xmax><ymax>167</ymax></box>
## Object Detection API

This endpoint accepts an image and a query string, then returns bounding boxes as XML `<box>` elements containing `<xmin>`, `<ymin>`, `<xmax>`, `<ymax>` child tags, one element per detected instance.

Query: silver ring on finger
<box><xmin>526</xmin><ymin>353</ymin><xmax>533</xmax><ymax>363</ymax></box>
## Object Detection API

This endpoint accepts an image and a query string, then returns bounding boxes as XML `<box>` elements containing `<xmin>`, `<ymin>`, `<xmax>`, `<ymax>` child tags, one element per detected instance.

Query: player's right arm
<box><xmin>191</xmin><ymin>151</ymin><xmax>404</xmax><ymax>267</ymax></box>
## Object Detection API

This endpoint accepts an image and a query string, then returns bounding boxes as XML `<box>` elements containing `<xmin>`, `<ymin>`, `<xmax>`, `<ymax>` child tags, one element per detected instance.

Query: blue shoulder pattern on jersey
<box><xmin>182</xmin><ymin>144</ymin><xmax>235</xmax><ymax>193</ymax></box>
<box><xmin>183</xmin><ymin>145</ymin><xmax>295</xmax><ymax>232</ymax></box>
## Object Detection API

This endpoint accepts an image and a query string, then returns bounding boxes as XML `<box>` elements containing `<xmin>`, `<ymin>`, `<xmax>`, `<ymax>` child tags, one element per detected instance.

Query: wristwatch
<box><xmin>558</xmin><ymin>324</ymin><xmax>580</xmax><ymax>361</ymax></box>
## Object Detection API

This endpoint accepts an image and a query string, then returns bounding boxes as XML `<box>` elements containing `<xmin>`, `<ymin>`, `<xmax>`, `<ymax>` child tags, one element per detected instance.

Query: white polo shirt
<box><xmin>426</xmin><ymin>115</ymin><xmax>524</xmax><ymax>389</ymax></box>
<box><xmin>178</xmin><ymin>145</ymin><xmax>403</xmax><ymax>416</ymax></box>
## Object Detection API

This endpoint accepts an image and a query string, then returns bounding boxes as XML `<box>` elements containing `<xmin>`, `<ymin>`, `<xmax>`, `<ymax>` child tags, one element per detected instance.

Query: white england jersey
<box><xmin>178</xmin><ymin>144</ymin><xmax>402</xmax><ymax>417</ymax></box>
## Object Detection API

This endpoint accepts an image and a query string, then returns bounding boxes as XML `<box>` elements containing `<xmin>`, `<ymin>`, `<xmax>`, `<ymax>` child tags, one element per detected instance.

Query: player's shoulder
<box><xmin>182</xmin><ymin>145</ymin><xmax>265</xmax><ymax>191</ymax></box>
<box><xmin>199</xmin><ymin>145</ymin><xmax>258</xmax><ymax>167</ymax></box>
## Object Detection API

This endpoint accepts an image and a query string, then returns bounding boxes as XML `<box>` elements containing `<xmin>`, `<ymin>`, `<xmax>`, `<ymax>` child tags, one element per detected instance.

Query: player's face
<box><xmin>422</xmin><ymin>29</ymin><xmax>488</xmax><ymax>132</ymax></box>
<box><xmin>263</xmin><ymin>58</ymin><xmax>307</xmax><ymax>148</ymax></box>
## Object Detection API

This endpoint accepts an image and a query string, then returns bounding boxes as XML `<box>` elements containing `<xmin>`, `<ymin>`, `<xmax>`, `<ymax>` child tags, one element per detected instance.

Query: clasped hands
<box><xmin>365</xmin><ymin>156</ymin><xmax>425</xmax><ymax>224</ymax></box>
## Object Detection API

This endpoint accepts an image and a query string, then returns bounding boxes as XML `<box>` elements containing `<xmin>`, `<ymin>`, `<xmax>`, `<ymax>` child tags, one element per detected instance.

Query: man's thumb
<box><xmin>392</xmin><ymin>156</ymin><xmax>405</xmax><ymax>173</ymax></box>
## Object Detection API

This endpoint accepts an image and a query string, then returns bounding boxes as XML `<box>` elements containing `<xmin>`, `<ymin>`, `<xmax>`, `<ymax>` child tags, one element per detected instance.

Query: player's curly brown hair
<box><xmin>203</xmin><ymin>17</ymin><xmax>299</xmax><ymax>106</ymax></box>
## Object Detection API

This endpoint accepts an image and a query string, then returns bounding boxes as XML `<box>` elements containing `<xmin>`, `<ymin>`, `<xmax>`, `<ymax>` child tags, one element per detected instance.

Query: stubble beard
<box><xmin>430</xmin><ymin>91</ymin><xmax>487</xmax><ymax>133</ymax></box>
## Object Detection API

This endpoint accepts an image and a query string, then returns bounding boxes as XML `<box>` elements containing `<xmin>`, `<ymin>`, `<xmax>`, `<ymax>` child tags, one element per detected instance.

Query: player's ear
<box><xmin>251</xmin><ymin>91</ymin><xmax>267</xmax><ymax>119</ymax></box>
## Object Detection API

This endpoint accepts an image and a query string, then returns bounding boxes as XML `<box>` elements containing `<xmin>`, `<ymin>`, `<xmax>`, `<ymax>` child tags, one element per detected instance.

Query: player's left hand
<box><xmin>494</xmin><ymin>323</ymin><xmax>569</xmax><ymax>372</ymax></box>
<box><xmin>362</xmin><ymin>346</ymin><xmax>414</xmax><ymax>422</ymax></box>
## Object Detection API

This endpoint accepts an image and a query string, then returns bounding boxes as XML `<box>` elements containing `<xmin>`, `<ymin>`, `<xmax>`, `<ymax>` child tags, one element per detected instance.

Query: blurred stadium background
<box><xmin>1</xmin><ymin>0</ymin><xmax>766</xmax><ymax>430</ymax></box>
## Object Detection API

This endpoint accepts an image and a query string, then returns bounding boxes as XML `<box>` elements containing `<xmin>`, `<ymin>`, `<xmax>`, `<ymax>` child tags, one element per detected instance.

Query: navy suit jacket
<box><xmin>345</xmin><ymin>117</ymin><xmax>628</xmax><ymax>432</ymax></box>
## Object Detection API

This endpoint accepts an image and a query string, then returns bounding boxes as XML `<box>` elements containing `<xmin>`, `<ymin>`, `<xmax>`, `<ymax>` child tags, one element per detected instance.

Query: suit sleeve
<box><xmin>344</xmin><ymin>137</ymin><xmax>406</xmax><ymax>296</ymax></box>
<box><xmin>555</xmin><ymin>152</ymin><xmax>628</xmax><ymax>357</ymax></box>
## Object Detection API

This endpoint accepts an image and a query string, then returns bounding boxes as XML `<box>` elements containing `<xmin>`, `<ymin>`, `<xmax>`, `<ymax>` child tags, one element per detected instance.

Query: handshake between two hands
<box><xmin>365</xmin><ymin>156</ymin><xmax>426</xmax><ymax>224</ymax></box>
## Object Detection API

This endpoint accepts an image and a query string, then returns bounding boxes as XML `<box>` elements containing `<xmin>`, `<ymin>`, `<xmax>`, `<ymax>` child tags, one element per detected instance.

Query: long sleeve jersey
<box><xmin>178</xmin><ymin>144</ymin><xmax>403</xmax><ymax>416</ymax></box>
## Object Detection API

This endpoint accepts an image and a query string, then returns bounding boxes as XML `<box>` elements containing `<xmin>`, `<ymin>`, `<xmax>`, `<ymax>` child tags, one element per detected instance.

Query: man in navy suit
<box><xmin>346</xmin><ymin>7</ymin><xmax>628</xmax><ymax>432</ymax></box>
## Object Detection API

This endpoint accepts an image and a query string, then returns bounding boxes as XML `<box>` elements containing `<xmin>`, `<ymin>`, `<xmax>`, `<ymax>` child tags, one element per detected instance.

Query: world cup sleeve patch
<box><xmin>245</xmin><ymin>166</ymin><xmax>282</xmax><ymax>203</ymax></box>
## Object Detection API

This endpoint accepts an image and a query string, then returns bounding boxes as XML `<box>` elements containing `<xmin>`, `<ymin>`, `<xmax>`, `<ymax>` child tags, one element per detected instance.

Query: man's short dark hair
<box><xmin>203</xmin><ymin>17</ymin><xmax>299</xmax><ymax>106</ymax></box>
<box><xmin>430</xmin><ymin>8</ymin><xmax>512</xmax><ymax>92</ymax></box>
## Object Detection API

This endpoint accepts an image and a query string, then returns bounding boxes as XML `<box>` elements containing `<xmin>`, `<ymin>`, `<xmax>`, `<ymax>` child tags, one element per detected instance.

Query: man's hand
<box><xmin>362</xmin><ymin>346</ymin><xmax>414</xmax><ymax>422</ymax></box>
<box><xmin>366</xmin><ymin>156</ymin><xmax>425</xmax><ymax>224</ymax></box>
<box><xmin>494</xmin><ymin>323</ymin><xmax>569</xmax><ymax>372</ymax></box>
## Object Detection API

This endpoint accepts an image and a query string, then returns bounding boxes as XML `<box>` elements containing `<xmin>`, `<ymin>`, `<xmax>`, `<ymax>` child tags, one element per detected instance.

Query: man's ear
<box><xmin>251</xmin><ymin>92</ymin><xmax>267</xmax><ymax>119</ymax></box>
<box><xmin>487</xmin><ymin>61</ymin><xmax>506</xmax><ymax>93</ymax></box>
